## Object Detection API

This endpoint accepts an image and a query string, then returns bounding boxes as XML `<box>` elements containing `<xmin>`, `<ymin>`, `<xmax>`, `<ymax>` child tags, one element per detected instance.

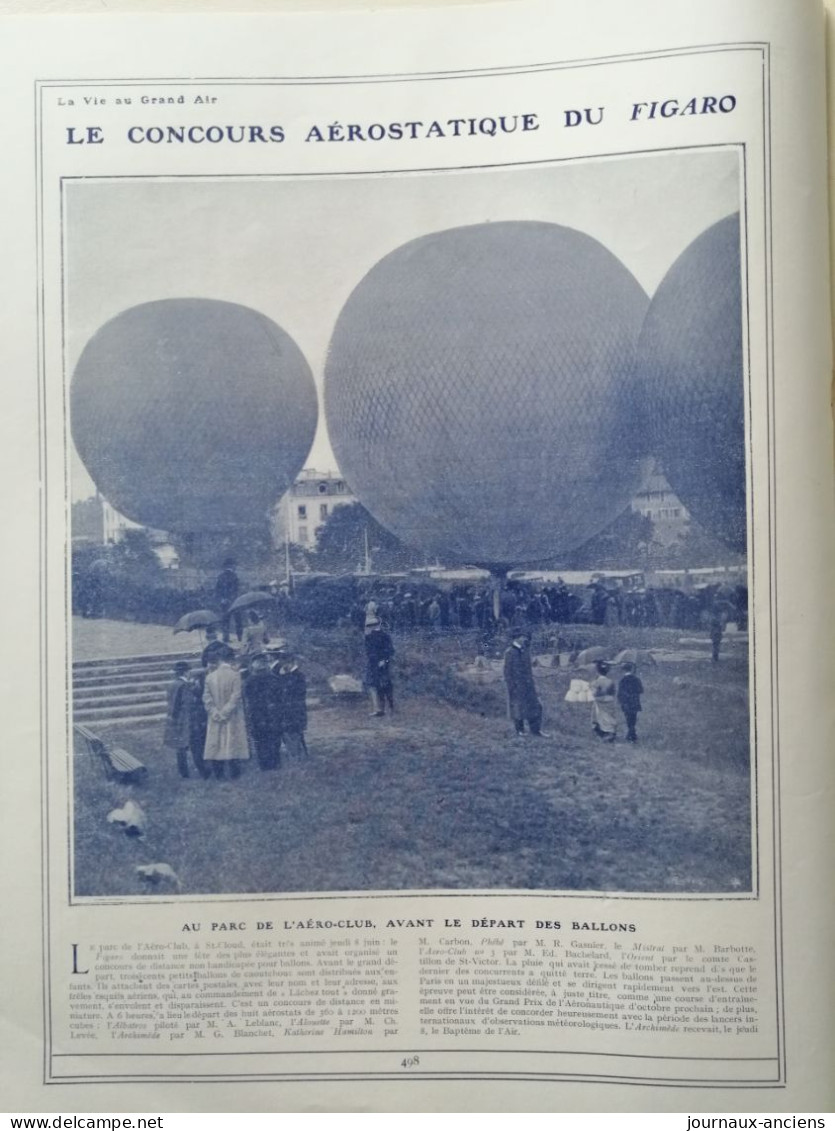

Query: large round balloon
<box><xmin>637</xmin><ymin>213</ymin><xmax>745</xmax><ymax>552</ymax></box>
<box><xmin>72</xmin><ymin>299</ymin><xmax>317</xmax><ymax>533</ymax></box>
<box><xmin>325</xmin><ymin>222</ymin><xmax>651</xmax><ymax>567</ymax></box>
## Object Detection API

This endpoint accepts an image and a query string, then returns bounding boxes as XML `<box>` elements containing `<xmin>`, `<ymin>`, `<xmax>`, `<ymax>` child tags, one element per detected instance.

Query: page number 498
<box><xmin>401</xmin><ymin>1055</ymin><xmax>420</xmax><ymax>1069</ymax></box>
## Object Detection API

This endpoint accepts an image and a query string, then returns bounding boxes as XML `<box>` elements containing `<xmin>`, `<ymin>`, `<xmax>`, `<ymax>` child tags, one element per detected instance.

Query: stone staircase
<box><xmin>72</xmin><ymin>651</ymin><xmax>328</xmax><ymax>729</ymax></box>
<box><xmin>72</xmin><ymin>651</ymin><xmax>195</xmax><ymax>729</ymax></box>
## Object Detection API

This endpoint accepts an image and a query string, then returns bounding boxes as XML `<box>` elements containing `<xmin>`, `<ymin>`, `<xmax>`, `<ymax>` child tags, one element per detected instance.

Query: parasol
<box><xmin>229</xmin><ymin>590</ymin><xmax>278</xmax><ymax>614</ymax></box>
<box><xmin>173</xmin><ymin>609</ymin><xmax>221</xmax><ymax>634</ymax></box>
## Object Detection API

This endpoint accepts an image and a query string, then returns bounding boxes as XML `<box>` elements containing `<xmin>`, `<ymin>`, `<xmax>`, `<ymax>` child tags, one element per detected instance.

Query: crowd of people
<box><xmin>160</xmin><ymin>561</ymin><xmax>743</xmax><ymax>775</ymax></box>
<box><xmin>343</xmin><ymin>577</ymin><xmax>747</xmax><ymax>637</ymax></box>
<box><xmin>161</xmin><ymin>585</ymin><xmax>400</xmax><ymax>779</ymax></box>
<box><xmin>162</xmin><ymin>631</ymin><xmax>308</xmax><ymax>781</ymax></box>
<box><xmin>162</xmin><ymin>606</ymin><xmax>655</xmax><ymax>780</ymax></box>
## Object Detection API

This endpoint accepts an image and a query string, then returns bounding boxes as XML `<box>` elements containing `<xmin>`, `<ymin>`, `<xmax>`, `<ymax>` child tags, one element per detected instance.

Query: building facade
<box><xmin>274</xmin><ymin>468</ymin><xmax>358</xmax><ymax>549</ymax></box>
<box><xmin>71</xmin><ymin>493</ymin><xmax>179</xmax><ymax>567</ymax></box>
<box><xmin>71</xmin><ymin>494</ymin><xmax>142</xmax><ymax>546</ymax></box>
<box><xmin>101</xmin><ymin>499</ymin><xmax>144</xmax><ymax>544</ymax></box>
<box><xmin>630</xmin><ymin>461</ymin><xmax>690</xmax><ymax>546</ymax></box>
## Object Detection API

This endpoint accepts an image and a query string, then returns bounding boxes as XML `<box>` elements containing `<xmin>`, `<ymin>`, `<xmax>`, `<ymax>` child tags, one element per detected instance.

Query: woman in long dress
<box><xmin>590</xmin><ymin>659</ymin><xmax>617</xmax><ymax>742</ymax></box>
<box><xmin>202</xmin><ymin>648</ymin><xmax>251</xmax><ymax>779</ymax></box>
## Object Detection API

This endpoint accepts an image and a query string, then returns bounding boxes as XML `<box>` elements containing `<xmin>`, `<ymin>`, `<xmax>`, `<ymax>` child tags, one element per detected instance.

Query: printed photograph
<box><xmin>65</xmin><ymin>150</ymin><xmax>751</xmax><ymax>898</ymax></box>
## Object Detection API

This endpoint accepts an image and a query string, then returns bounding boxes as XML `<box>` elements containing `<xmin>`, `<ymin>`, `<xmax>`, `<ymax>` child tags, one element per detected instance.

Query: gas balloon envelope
<box><xmin>637</xmin><ymin>213</ymin><xmax>746</xmax><ymax>553</ymax></box>
<box><xmin>324</xmin><ymin>221</ymin><xmax>651</xmax><ymax>568</ymax></box>
<box><xmin>71</xmin><ymin>298</ymin><xmax>318</xmax><ymax>533</ymax></box>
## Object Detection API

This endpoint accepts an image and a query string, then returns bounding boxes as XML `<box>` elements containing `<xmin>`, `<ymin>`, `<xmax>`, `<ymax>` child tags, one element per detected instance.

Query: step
<box><xmin>73</xmin><ymin>665</ymin><xmax>194</xmax><ymax>685</ymax></box>
<box><xmin>74</xmin><ymin>690</ymin><xmax>166</xmax><ymax>711</ymax></box>
<box><xmin>72</xmin><ymin>659</ymin><xmax>197</xmax><ymax>679</ymax></box>
<box><xmin>74</xmin><ymin>665</ymin><xmax>330</xmax><ymax>693</ymax></box>
<box><xmin>74</xmin><ymin>659</ymin><xmax>189</xmax><ymax>676</ymax></box>
<box><xmin>74</xmin><ymin>676</ymin><xmax>170</xmax><ymax>695</ymax></box>
<box><xmin>75</xmin><ymin>697</ymin><xmax>325</xmax><ymax>729</ymax></box>
<box><xmin>78</xmin><ymin>713</ymin><xmax>168</xmax><ymax>730</ymax></box>
<box><xmin>73</xmin><ymin>651</ymin><xmax>196</xmax><ymax>672</ymax></box>
<box><xmin>76</xmin><ymin>692</ymin><xmax>323</xmax><ymax>719</ymax></box>
<box><xmin>74</xmin><ymin>673</ymin><xmax>172</xmax><ymax>692</ymax></box>
<box><xmin>75</xmin><ymin>680</ymin><xmax>194</xmax><ymax>700</ymax></box>
<box><xmin>74</xmin><ymin>700</ymin><xmax>169</xmax><ymax>723</ymax></box>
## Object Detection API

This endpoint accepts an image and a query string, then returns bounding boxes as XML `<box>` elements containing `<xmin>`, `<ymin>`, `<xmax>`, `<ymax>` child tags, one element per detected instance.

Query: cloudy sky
<box><xmin>66</xmin><ymin>147</ymin><xmax>740</xmax><ymax>500</ymax></box>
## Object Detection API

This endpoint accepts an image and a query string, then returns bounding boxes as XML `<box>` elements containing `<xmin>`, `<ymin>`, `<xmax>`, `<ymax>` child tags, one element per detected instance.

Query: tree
<box><xmin>562</xmin><ymin>508</ymin><xmax>655</xmax><ymax>570</ymax></box>
<box><xmin>172</xmin><ymin>523</ymin><xmax>274</xmax><ymax>569</ymax></box>
<box><xmin>314</xmin><ymin>502</ymin><xmax>421</xmax><ymax>573</ymax></box>
<box><xmin>654</xmin><ymin>518</ymin><xmax>746</xmax><ymax>570</ymax></box>
<box><xmin>273</xmin><ymin>541</ymin><xmax>313</xmax><ymax>574</ymax></box>
<box><xmin>109</xmin><ymin>528</ymin><xmax>164</xmax><ymax>584</ymax></box>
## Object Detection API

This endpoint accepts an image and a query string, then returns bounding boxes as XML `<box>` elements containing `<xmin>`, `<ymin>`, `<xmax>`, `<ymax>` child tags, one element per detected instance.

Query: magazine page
<box><xmin>0</xmin><ymin>0</ymin><xmax>832</xmax><ymax>1113</ymax></box>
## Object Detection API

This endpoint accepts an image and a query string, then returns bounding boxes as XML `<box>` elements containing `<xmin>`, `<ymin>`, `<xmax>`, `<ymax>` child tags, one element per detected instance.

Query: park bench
<box><xmin>73</xmin><ymin>723</ymin><xmax>148</xmax><ymax>784</ymax></box>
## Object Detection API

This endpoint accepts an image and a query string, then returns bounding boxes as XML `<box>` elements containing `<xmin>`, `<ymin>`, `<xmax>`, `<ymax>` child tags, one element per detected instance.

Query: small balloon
<box><xmin>71</xmin><ymin>298</ymin><xmax>318</xmax><ymax>533</ymax></box>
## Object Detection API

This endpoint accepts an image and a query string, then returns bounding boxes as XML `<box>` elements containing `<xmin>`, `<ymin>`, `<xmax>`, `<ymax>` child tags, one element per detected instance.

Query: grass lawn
<box><xmin>73</xmin><ymin>626</ymin><xmax>751</xmax><ymax>897</ymax></box>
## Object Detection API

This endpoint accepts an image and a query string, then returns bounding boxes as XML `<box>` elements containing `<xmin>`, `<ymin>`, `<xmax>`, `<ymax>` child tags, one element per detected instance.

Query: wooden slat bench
<box><xmin>74</xmin><ymin>723</ymin><xmax>148</xmax><ymax>784</ymax></box>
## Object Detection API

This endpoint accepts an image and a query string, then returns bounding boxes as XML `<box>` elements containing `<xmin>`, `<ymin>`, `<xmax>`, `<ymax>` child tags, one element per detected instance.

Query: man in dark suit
<box><xmin>364</xmin><ymin>617</ymin><xmax>395</xmax><ymax>717</ymax></box>
<box><xmin>503</xmin><ymin>630</ymin><xmax>547</xmax><ymax>737</ymax></box>
<box><xmin>273</xmin><ymin>645</ymin><xmax>309</xmax><ymax>761</ymax></box>
<box><xmin>243</xmin><ymin>652</ymin><xmax>282</xmax><ymax>770</ymax></box>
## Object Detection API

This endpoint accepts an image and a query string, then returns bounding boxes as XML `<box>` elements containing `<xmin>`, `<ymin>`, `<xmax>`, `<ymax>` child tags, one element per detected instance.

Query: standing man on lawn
<box><xmin>215</xmin><ymin>557</ymin><xmax>242</xmax><ymax>643</ymax></box>
<box><xmin>364</xmin><ymin>617</ymin><xmax>395</xmax><ymax>717</ymax></box>
<box><xmin>708</xmin><ymin>598</ymin><xmax>728</xmax><ymax>662</ymax></box>
<box><xmin>273</xmin><ymin>643</ymin><xmax>309</xmax><ymax>761</ymax></box>
<box><xmin>503</xmin><ymin>629</ymin><xmax>547</xmax><ymax>737</ymax></box>
<box><xmin>243</xmin><ymin>651</ymin><xmax>282</xmax><ymax>770</ymax></box>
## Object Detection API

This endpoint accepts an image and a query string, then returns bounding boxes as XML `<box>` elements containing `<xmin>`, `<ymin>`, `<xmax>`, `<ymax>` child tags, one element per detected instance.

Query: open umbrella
<box><xmin>575</xmin><ymin>645</ymin><xmax>608</xmax><ymax>666</ymax></box>
<box><xmin>173</xmin><ymin>609</ymin><xmax>220</xmax><ymax>634</ymax></box>
<box><xmin>228</xmin><ymin>590</ymin><xmax>277</xmax><ymax>614</ymax></box>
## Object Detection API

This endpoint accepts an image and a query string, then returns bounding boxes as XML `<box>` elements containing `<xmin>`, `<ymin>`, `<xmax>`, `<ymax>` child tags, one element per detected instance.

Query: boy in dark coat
<box><xmin>187</xmin><ymin>666</ymin><xmax>211</xmax><ymax>778</ymax></box>
<box><xmin>617</xmin><ymin>662</ymin><xmax>644</xmax><ymax>743</ymax></box>
<box><xmin>163</xmin><ymin>661</ymin><xmax>197</xmax><ymax>778</ymax></box>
